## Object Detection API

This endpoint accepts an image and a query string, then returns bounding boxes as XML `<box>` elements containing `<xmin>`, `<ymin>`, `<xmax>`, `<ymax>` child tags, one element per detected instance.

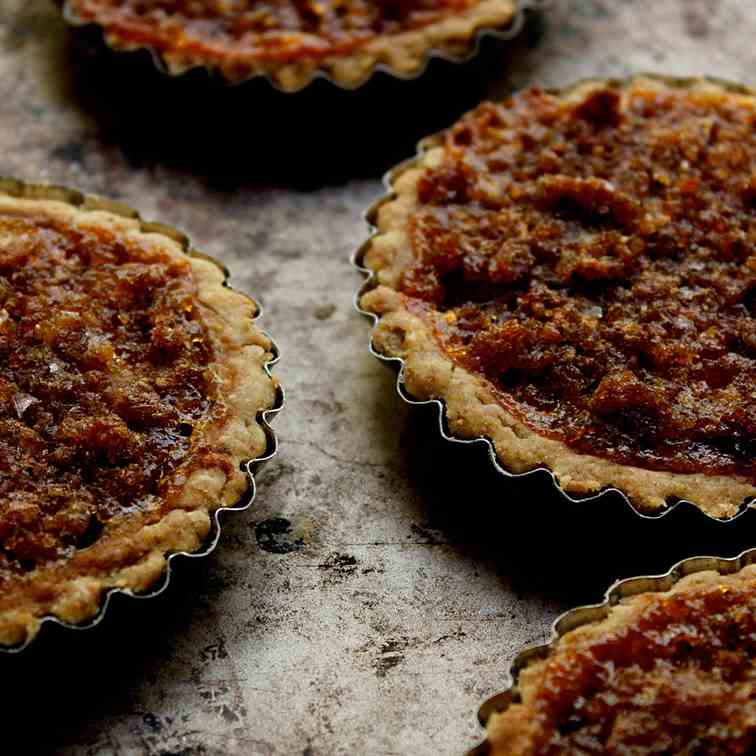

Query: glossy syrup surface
<box><xmin>401</xmin><ymin>81</ymin><xmax>756</xmax><ymax>479</ymax></box>
<box><xmin>0</xmin><ymin>213</ymin><xmax>216</xmax><ymax>579</ymax></box>
<box><xmin>496</xmin><ymin>575</ymin><xmax>756</xmax><ymax>753</ymax></box>
<box><xmin>69</xmin><ymin>0</ymin><xmax>479</xmax><ymax>63</ymax></box>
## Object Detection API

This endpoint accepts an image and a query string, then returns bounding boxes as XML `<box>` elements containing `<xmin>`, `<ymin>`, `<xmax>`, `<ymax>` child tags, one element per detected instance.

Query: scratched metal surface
<box><xmin>2</xmin><ymin>1</ymin><xmax>756</xmax><ymax>754</ymax></box>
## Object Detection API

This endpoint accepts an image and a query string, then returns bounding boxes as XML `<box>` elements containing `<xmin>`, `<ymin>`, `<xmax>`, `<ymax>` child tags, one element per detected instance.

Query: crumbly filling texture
<box><xmin>0</xmin><ymin>214</ymin><xmax>217</xmax><ymax>582</ymax></box>
<box><xmin>399</xmin><ymin>81</ymin><xmax>756</xmax><ymax>480</ymax></box>
<box><xmin>493</xmin><ymin>576</ymin><xmax>756</xmax><ymax>754</ymax></box>
<box><xmin>67</xmin><ymin>0</ymin><xmax>479</xmax><ymax>63</ymax></box>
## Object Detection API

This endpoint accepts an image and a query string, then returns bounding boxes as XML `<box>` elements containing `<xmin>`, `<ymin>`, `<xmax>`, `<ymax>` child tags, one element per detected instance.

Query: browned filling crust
<box><xmin>65</xmin><ymin>0</ymin><xmax>484</xmax><ymax>64</ymax></box>
<box><xmin>387</xmin><ymin>80</ymin><xmax>756</xmax><ymax>481</ymax></box>
<box><xmin>486</xmin><ymin>568</ymin><xmax>756</xmax><ymax>754</ymax></box>
<box><xmin>0</xmin><ymin>213</ymin><xmax>222</xmax><ymax>588</ymax></box>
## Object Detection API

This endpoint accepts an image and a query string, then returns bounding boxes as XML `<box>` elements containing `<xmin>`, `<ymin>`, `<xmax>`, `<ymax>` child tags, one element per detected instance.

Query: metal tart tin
<box><xmin>0</xmin><ymin>178</ymin><xmax>284</xmax><ymax>653</ymax></box>
<box><xmin>59</xmin><ymin>0</ymin><xmax>549</xmax><ymax>93</ymax></box>
<box><xmin>467</xmin><ymin>546</ymin><xmax>756</xmax><ymax>756</ymax></box>
<box><xmin>353</xmin><ymin>76</ymin><xmax>756</xmax><ymax>522</ymax></box>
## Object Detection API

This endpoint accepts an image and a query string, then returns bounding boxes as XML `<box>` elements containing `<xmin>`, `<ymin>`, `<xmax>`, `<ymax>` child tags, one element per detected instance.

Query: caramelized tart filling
<box><xmin>0</xmin><ymin>214</ymin><xmax>216</xmax><ymax>581</ymax></box>
<box><xmin>67</xmin><ymin>0</ymin><xmax>481</xmax><ymax>64</ymax></box>
<box><xmin>400</xmin><ymin>81</ymin><xmax>756</xmax><ymax>479</ymax></box>
<box><xmin>492</xmin><ymin>574</ymin><xmax>756</xmax><ymax>754</ymax></box>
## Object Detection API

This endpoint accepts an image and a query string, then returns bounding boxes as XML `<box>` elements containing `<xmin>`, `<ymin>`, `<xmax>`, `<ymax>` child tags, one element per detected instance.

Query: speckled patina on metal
<box><xmin>2</xmin><ymin>1</ymin><xmax>756</xmax><ymax>754</ymax></box>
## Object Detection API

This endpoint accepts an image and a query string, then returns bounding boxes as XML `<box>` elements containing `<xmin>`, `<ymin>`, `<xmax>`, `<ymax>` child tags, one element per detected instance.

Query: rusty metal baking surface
<box><xmin>2</xmin><ymin>1</ymin><xmax>756</xmax><ymax>753</ymax></box>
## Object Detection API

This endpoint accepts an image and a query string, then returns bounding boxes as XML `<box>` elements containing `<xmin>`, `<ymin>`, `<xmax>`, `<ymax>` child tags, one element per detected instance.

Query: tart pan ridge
<box><xmin>468</xmin><ymin>546</ymin><xmax>756</xmax><ymax>755</ymax></box>
<box><xmin>355</xmin><ymin>73</ymin><xmax>756</xmax><ymax>521</ymax></box>
<box><xmin>60</xmin><ymin>0</ymin><xmax>547</xmax><ymax>93</ymax></box>
<box><xmin>0</xmin><ymin>178</ymin><xmax>283</xmax><ymax>651</ymax></box>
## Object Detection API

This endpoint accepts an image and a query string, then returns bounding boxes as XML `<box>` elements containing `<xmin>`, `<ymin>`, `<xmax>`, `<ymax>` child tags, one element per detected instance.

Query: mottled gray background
<box><xmin>2</xmin><ymin>1</ymin><xmax>756</xmax><ymax>754</ymax></box>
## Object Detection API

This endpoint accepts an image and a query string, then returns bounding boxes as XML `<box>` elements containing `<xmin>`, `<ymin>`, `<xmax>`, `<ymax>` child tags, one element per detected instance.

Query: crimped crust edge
<box><xmin>359</xmin><ymin>75</ymin><xmax>756</xmax><ymax>519</ymax></box>
<box><xmin>0</xmin><ymin>189</ymin><xmax>278</xmax><ymax>647</ymax></box>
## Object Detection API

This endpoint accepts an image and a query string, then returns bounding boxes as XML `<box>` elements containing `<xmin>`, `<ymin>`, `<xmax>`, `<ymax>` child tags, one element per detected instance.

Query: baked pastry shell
<box><xmin>0</xmin><ymin>177</ymin><xmax>284</xmax><ymax>652</ymax></box>
<box><xmin>353</xmin><ymin>74</ymin><xmax>756</xmax><ymax>522</ymax></box>
<box><xmin>466</xmin><ymin>545</ymin><xmax>756</xmax><ymax>755</ymax></box>
<box><xmin>59</xmin><ymin>0</ymin><xmax>547</xmax><ymax>92</ymax></box>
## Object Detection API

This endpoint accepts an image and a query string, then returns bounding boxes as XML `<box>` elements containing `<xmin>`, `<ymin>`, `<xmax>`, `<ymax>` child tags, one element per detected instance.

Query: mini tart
<box><xmin>479</xmin><ymin>558</ymin><xmax>756</xmax><ymax>755</ymax></box>
<box><xmin>360</xmin><ymin>75</ymin><xmax>756</xmax><ymax>518</ymax></box>
<box><xmin>0</xmin><ymin>180</ymin><xmax>278</xmax><ymax>648</ymax></box>
<box><xmin>61</xmin><ymin>0</ymin><xmax>518</xmax><ymax>92</ymax></box>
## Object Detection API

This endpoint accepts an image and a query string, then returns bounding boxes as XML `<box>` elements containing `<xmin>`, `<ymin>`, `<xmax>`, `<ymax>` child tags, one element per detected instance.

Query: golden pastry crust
<box><xmin>0</xmin><ymin>184</ymin><xmax>278</xmax><ymax>647</ymax></box>
<box><xmin>62</xmin><ymin>0</ymin><xmax>517</xmax><ymax>91</ymax></box>
<box><xmin>482</xmin><ymin>562</ymin><xmax>756</xmax><ymax>755</ymax></box>
<box><xmin>360</xmin><ymin>75</ymin><xmax>756</xmax><ymax>518</ymax></box>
